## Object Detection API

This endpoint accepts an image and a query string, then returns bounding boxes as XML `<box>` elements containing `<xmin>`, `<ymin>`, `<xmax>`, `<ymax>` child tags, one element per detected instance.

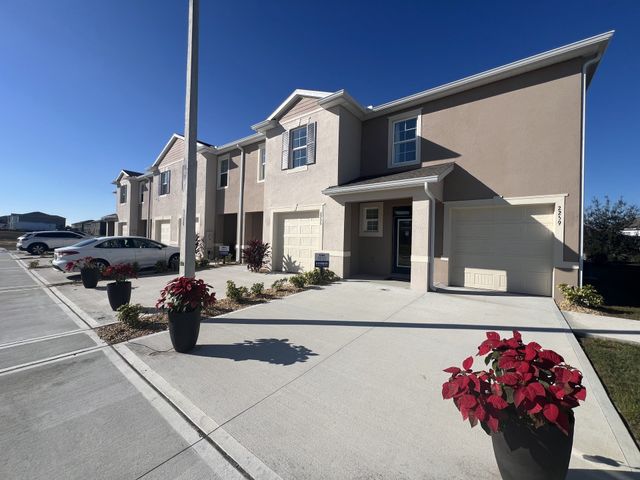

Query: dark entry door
<box><xmin>393</xmin><ymin>207</ymin><xmax>411</xmax><ymax>276</ymax></box>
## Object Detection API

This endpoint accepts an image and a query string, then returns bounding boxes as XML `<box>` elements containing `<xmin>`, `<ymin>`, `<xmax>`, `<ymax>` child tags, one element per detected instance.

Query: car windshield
<box><xmin>71</xmin><ymin>239</ymin><xmax>99</xmax><ymax>247</ymax></box>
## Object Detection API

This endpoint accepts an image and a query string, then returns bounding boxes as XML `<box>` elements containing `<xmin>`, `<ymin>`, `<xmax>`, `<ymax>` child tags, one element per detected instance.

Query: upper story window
<box><xmin>258</xmin><ymin>145</ymin><xmax>266</xmax><ymax>182</ymax></box>
<box><xmin>159</xmin><ymin>170</ymin><xmax>171</xmax><ymax>196</ymax></box>
<box><xmin>119</xmin><ymin>185</ymin><xmax>127</xmax><ymax>204</ymax></box>
<box><xmin>218</xmin><ymin>156</ymin><xmax>229</xmax><ymax>189</ymax></box>
<box><xmin>388</xmin><ymin>109</ymin><xmax>421</xmax><ymax>168</ymax></box>
<box><xmin>281</xmin><ymin>122</ymin><xmax>316</xmax><ymax>170</ymax></box>
<box><xmin>291</xmin><ymin>127</ymin><xmax>307</xmax><ymax>168</ymax></box>
<box><xmin>139</xmin><ymin>183</ymin><xmax>145</xmax><ymax>204</ymax></box>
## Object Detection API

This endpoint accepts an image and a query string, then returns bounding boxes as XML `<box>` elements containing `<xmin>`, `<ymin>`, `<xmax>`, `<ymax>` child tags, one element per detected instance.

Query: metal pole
<box><xmin>179</xmin><ymin>0</ymin><xmax>199</xmax><ymax>278</ymax></box>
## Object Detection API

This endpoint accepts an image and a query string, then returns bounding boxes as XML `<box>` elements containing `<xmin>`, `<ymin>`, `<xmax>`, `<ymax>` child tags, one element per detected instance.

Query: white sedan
<box><xmin>53</xmin><ymin>236</ymin><xmax>180</xmax><ymax>272</ymax></box>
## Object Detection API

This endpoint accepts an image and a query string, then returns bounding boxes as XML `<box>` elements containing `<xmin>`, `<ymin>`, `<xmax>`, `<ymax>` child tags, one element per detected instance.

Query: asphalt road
<box><xmin>0</xmin><ymin>249</ymin><xmax>242</xmax><ymax>480</ymax></box>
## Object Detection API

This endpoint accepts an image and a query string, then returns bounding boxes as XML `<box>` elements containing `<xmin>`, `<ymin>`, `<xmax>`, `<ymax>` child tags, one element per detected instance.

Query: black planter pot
<box><xmin>107</xmin><ymin>281</ymin><xmax>132</xmax><ymax>311</ymax></box>
<box><xmin>80</xmin><ymin>268</ymin><xmax>100</xmax><ymax>289</ymax></box>
<box><xmin>168</xmin><ymin>308</ymin><xmax>201</xmax><ymax>353</ymax></box>
<box><xmin>492</xmin><ymin>420</ymin><xmax>574</xmax><ymax>480</ymax></box>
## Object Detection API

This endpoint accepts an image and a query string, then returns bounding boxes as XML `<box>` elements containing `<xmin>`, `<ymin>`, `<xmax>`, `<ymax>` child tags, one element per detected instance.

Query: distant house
<box><xmin>622</xmin><ymin>218</ymin><xmax>640</xmax><ymax>237</ymax></box>
<box><xmin>6</xmin><ymin>211</ymin><xmax>66</xmax><ymax>231</ymax></box>
<box><xmin>101</xmin><ymin>213</ymin><xmax>118</xmax><ymax>236</ymax></box>
<box><xmin>70</xmin><ymin>219</ymin><xmax>105</xmax><ymax>236</ymax></box>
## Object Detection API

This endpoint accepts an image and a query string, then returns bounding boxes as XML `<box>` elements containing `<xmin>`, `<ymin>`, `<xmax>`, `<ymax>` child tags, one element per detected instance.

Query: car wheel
<box><xmin>28</xmin><ymin>243</ymin><xmax>47</xmax><ymax>255</ymax></box>
<box><xmin>93</xmin><ymin>259</ymin><xmax>109</xmax><ymax>272</ymax></box>
<box><xmin>169</xmin><ymin>254</ymin><xmax>180</xmax><ymax>271</ymax></box>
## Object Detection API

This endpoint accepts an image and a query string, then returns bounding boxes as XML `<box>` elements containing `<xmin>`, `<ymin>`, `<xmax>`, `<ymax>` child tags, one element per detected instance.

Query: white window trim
<box><xmin>290</xmin><ymin>125</ymin><xmax>308</xmax><ymax>169</ymax></box>
<box><xmin>217</xmin><ymin>155</ymin><xmax>229</xmax><ymax>190</ymax></box>
<box><xmin>359</xmin><ymin>202</ymin><xmax>383</xmax><ymax>237</ymax></box>
<box><xmin>257</xmin><ymin>144</ymin><xmax>266</xmax><ymax>183</ymax></box>
<box><xmin>387</xmin><ymin>108</ymin><xmax>422</xmax><ymax>168</ymax></box>
<box><xmin>159</xmin><ymin>170</ymin><xmax>171</xmax><ymax>197</ymax></box>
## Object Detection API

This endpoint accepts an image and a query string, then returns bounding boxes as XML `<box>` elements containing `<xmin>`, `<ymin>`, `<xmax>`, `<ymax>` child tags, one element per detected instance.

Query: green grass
<box><xmin>598</xmin><ymin>305</ymin><xmax>640</xmax><ymax>321</ymax></box>
<box><xmin>579</xmin><ymin>337</ymin><xmax>640</xmax><ymax>446</ymax></box>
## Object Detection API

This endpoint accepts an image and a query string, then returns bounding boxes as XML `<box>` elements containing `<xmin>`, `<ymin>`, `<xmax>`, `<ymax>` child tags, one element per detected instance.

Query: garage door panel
<box><xmin>450</xmin><ymin>204</ymin><xmax>554</xmax><ymax>296</ymax></box>
<box><xmin>277</xmin><ymin>211</ymin><xmax>321</xmax><ymax>272</ymax></box>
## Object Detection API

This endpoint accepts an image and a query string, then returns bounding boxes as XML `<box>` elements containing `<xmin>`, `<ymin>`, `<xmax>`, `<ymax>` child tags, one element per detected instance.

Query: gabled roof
<box><xmin>253</xmin><ymin>31</ymin><xmax>613</xmax><ymax>132</ymax></box>
<box><xmin>252</xmin><ymin>89</ymin><xmax>333</xmax><ymax>132</ymax></box>
<box><xmin>149</xmin><ymin>133</ymin><xmax>215</xmax><ymax>170</ymax></box>
<box><xmin>122</xmin><ymin>170</ymin><xmax>144</xmax><ymax>177</ymax></box>
<box><xmin>112</xmin><ymin>169</ymin><xmax>145</xmax><ymax>184</ymax></box>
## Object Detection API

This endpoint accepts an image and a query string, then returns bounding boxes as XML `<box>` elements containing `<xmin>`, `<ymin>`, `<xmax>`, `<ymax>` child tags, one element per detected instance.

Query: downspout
<box><xmin>423</xmin><ymin>180</ymin><xmax>438</xmax><ymax>291</ymax></box>
<box><xmin>579</xmin><ymin>53</ymin><xmax>602</xmax><ymax>286</ymax></box>
<box><xmin>236</xmin><ymin>145</ymin><xmax>246</xmax><ymax>263</ymax></box>
<box><xmin>146</xmin><ymin>178</ymin><xmax>152</xmax><ymax>238</ymax></box>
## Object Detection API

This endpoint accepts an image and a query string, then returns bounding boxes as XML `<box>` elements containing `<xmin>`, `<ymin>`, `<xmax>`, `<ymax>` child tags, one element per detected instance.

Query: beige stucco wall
<box><xmin>262</xmin><ymin>100</ymin><xmax>350</xmax><ymax>275</ymax></box>
<box><xmin>362</xmin><ymin>59</ymin><xmax>583</xmax><ymax>262</ymax></box>
<box><xmin>115</xmin><ymin>177</ymin><xmax>142</xmax><ymax>235</ymax></box>
<box><xmin>150</xmin><ymin>137</ymin><xmax>211</xmax><ymax>246</ymax></box>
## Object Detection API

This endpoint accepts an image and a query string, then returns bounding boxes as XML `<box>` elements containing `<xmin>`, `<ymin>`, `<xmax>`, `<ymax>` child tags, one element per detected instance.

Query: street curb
<box><xmin>114</xmin><ymin>343</ymin><xmax>283</xmax><ymax>480</ymax></box>
<box><xmin>554</xmin><ymin>307</ymin><xmax>640</xmax><ymax>467</ymax></box>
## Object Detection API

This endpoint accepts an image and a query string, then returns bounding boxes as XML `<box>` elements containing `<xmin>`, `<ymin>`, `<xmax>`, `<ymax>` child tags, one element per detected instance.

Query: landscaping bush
<box><xmin>558</xmin><ymin>283</ymin><xmax>604</xmax><ymax>308</ymax></box>
<box><xmin>271</xmin><ymin>278</ymin><xmax>287</xmax><ymax>291</ymax></box>
<box><xmin>242</xmin><ymin>239</ymin><xmax>271</xmax><ymax>273</ymax></box>
<box><xmin>155</xmin><ymin>260</ymin><xmax>168</xmax><ymax>273</ymax></box>
<box><xmin>250</xmin><ymin>282</ymin><xmax>264</xmax><ymax>296</ymax></box>
<box><xmin>116</xmin><ymin>303</ymin><xmax>144</xmax><ymax>328</ymax></box>
<box><xmin>226</xmin><ymin>280</ymin><xmax>248</xmax><ymax>302</ymax></box>
<box><xmin>288</xmin><ymin>274</ymin><xmax>306</xmax><ymax>289</ymax></box>
<box><xmin>302</xmin><ymin>268</ymin><xmax>340</xmax><ymax>286</ymax></box>
<box><xmin>196</xmin><ymin>257</ymin><xmax>210</xmax><ymax>268</ymax></box>
<box><xmin>28</xmin><ymin>260</ymin><xmax>39</xmax><ymax>269</ymax></box>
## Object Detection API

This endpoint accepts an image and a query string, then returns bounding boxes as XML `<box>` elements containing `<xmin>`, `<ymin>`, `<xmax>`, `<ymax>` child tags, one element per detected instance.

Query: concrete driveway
<box><xmin>124</xmin><ymin>280</ymin><xmax>640</xmax><ymax>479</ymax></box>
<box><xmin>0</xmin><ymin>250</ymin><xmax>243</xmax><ymax>479</ymax></box>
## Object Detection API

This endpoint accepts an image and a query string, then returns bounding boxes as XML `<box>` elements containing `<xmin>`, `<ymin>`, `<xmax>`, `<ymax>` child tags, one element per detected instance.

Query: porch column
<box><xmin>410</xmin><ymin>191</ymin><xmax>430</xmax><ymax>292</ymax></box>
<box><xmin>323</xmin><ymin>199</ymin><xmax>351</xmax><ymax>278</ymax></box>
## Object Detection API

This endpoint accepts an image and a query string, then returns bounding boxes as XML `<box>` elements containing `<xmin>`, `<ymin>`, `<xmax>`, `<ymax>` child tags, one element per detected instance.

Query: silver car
<box><xmin>53</xmin><ymin>236</ymin><xmax>180</xmax><ymax>272</ymax></box>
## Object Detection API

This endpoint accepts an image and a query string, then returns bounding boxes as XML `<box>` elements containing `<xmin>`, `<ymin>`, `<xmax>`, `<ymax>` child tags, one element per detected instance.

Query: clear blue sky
<box><xmin>1</xmin><ymin>0</ymin><xmax>638</xmax><ymax>224</ymax></box>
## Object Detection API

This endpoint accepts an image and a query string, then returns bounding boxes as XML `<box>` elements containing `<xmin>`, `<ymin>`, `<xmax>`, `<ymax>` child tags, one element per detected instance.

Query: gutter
<box><xmin>579</xmin><ymin>52</ymin><xmax>603</xmax><ymax>285</ymax></box>
<box><xmin>236</xmin><ymin>145</ymin><xmax>246</xmax><ymax>263</ymax></box>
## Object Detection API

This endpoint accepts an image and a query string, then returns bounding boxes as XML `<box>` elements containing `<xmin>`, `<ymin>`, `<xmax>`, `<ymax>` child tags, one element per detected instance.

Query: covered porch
<box><xmin>323</xmin><ymin>163</ymin><xmax>453</xmax><ymax>292</ymax></box>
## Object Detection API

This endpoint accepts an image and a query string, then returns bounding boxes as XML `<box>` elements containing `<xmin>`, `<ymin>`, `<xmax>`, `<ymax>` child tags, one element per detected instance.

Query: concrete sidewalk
<box><xmin>0</xmin><ymin>249</ymin><xmax>243</xmax><ymax>479</ymax></box>
<box><xmin>123</xmin><ymin>280</ymin><xmax>640</xmax><ymax>479</ymax></box>
<box><xmin>562</xmin><ymin>310</ymin><xmax>640</xmax><ymax>345</ymax></box>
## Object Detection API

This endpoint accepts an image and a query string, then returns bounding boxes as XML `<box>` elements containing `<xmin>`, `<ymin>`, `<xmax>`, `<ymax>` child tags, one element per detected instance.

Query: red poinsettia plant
<box><xmin>102</xmin><ymin>263</ymin><xmax>138</xmax><ymax>283</ymax></box>
<box><xmin>156</xmin><ymin>277</ymin><xmax>216</xmax><ymax>313</ymax></box>
<box><xmin>64</xmin><ymin>256</ymin><xmax>98</xmax><ymax>272</ymax></box>
<box><xmin>442</xmin><ymin>331</ymin><xmax>586</xmax><ymax>436</ymax></box>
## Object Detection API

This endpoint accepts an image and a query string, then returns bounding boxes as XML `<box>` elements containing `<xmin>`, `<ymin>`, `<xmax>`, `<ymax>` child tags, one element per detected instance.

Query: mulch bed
<box><xmin>96</xmin><ymin>285</ymin><xmax>304</xmax><ymax>345</ymax></box>
<box><xmin>558</xmin><ymin>301</ymin><xmax>605</xmax><ymax>316</ymax></box>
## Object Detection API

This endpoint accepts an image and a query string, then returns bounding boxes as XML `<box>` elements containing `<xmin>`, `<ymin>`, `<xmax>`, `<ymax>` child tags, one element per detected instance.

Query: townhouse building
<box><xmin>113</xmin><ymin>32</ymin><xmax>612</xmax><ymax>300</ymax></box>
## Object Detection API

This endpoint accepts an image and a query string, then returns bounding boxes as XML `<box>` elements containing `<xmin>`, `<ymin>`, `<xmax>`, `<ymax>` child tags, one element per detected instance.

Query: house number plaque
<box><xmin>557</xmin><ymin>205</ymin><xmax>562</xmax><ymax>225</ymax></box>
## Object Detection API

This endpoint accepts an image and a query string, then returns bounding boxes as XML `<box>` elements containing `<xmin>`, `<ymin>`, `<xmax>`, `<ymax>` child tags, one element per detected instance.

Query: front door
<box><xmin>393</xmin><ymin>207</ymin><xmax>412</xmax><ymax>276</ymax></box>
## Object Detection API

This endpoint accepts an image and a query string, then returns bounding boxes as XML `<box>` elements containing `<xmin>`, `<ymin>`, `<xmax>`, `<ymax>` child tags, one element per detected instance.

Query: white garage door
<box><xmin>276</xmin><ymin>211</ymin><xmax>321</xmax><ymax>272</ymax></box>
<box><xmin>449</xmin><ymin>204</ymin><xmax>554</xmax><ymax>296</ymax></box>
<box><xmin>158</xmin><ymin>221</ymin><xmax>171</xmax><ymax>244</ymax></box>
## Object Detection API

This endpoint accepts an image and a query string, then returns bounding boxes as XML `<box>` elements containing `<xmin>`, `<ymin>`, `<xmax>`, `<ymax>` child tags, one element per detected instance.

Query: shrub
<box><xmin>155</xmin><ymin>260</ymin><xmax>168</xmax><ymax>273</ymax></box>
<box><xmin>558</xmin><ymin>284</ymin><xmax>604</xmax><ymax>308</ymax></box>
<box><xmin>288</xmin><ymin>274</ymin><xmax>306</xmax><ymax>289</ymax></box>
<box><xmin>117</xmin><ymin>303</ymin><xmax>144</xmax><ymax>328</ymax></box>
<box><xmin>64</xmin><ymin>256</ymin><xmax>98</xmax><ymax>272</ymax></box>
<box><xmin>442</xmin><ymin>330</ymin><xmax>586</xmax><ymax>435</ymax></box>
<box><xmin>250</xmin><ymin>282</ymin><xmax>264</xmax><ymax>296</ymax></box>
<box><xmin>302</xmin><ymin>268</ymin><xmax>340</xmax><ymax>286</ymax></box>
<box><xmin>196</xmin><ymin>257</ymin><xmax>210</xmax><ymax>268</ymax></box>
<box><xmin>28</xmin><ymin>260</ymin><xmax>39</xmax><ymax>269</ymax></box>
<box><xmin>226</xmin><ymin>280</ymin><xmax>248</xmax><ymax>302</ymax></box>
<box><xmin>271</xmin><ymin>278</ymin><xmax>287</xmax><ymax>291</ymax></box>
<box><xmin>156</xmin><ymin>277</ymin><xmax>216</xmax><ymax>313</ymax></box>
<box><xmin>195</xmin><ymin>234</ymin><xmax>206</xmax><ymax>261</ymax></box>
<box><xmin>242</xmin><ymin>239</ymin><xmax>271</xmax><ymax>273</ymax></box>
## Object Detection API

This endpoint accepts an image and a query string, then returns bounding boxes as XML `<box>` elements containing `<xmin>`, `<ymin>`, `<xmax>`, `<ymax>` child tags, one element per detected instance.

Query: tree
<box><xmin>584</xmin><ymin>197</ymin><xmax>640</xmax><ymax>263</ymax></box>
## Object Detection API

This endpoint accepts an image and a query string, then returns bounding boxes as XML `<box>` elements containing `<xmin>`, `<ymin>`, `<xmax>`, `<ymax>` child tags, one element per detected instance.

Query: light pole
<box><xmin>179</xmin><ymin>0</ymin><xmax>199</xmax><ymax>278</ymax></box>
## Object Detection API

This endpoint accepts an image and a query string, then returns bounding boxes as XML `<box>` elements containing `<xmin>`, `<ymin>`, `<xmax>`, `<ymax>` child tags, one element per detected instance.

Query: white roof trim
<box><xmin>322</xmin><ymin>165</ymin><xmax>453</xmax><ymax>196</ymax></box>
<box><xmin>149</xmin><ymin>134</ymin><xmax>214</xmax><ymax>170</ymax></box>
<box><xmin>365</xmin><ymin>31</ymin><xmax>613</xmax><ymax>119</ymax></box>
<box><xmin>318</xmin><ymin>89</ymin><xmax>367</xmax><ymax>119</ymax></box>
<box><xmin>215</xmin><ymin>132</ymin><xmax>265</xmax><ymax>154</ymax></box>
<box><xmin>266</xmin><ymin>89</ymin><xmax>333</xmax><ymax>121</ymax></box>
